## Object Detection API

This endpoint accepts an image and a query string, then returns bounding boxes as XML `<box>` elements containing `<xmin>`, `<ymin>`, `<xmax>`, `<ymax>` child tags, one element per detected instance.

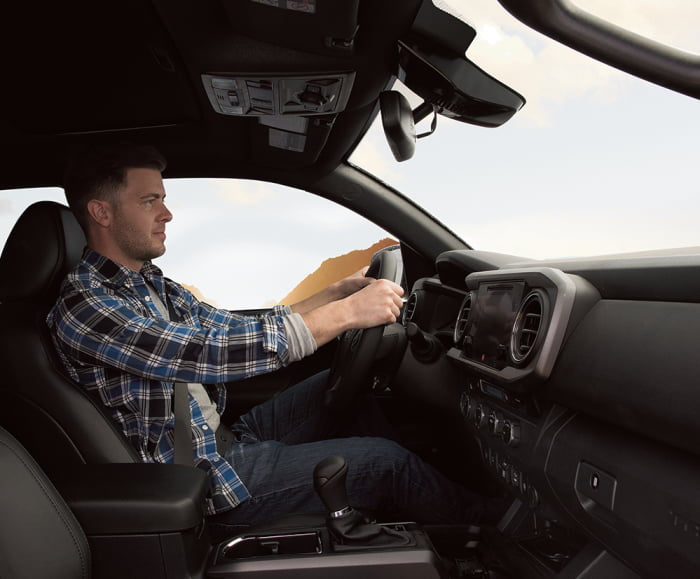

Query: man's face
<box><xmin>110</xmin><ymin>167</ymin><xmax>172</xmax><ymax>270</ymax></box>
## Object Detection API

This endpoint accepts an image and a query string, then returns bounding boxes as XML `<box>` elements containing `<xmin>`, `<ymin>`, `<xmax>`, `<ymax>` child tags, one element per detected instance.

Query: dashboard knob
<box><xmin>503</xmin><ymin>420</ymin><xmax>521</xmax><ymax>447</ymax></box>
<box><xmin>488</xmin><ymin>411</ymin><xmax>503</xmax><ymax>436</ymax></box>
<box><xmin>459</xmin><ymin>391</ymin><xmax>471</xmax><ymax>418</ymax></box>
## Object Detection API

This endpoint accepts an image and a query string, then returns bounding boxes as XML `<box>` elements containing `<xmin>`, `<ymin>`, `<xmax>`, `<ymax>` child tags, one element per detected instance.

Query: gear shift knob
<box><xmin>313</xmin><ymin>456</ymin><xmax>408</xmax><ymax>546</ymax></box>
<box><xmin>313</xmin><ymin>455</ymin><xmax>352</xmax><ymax>517</ymax></box>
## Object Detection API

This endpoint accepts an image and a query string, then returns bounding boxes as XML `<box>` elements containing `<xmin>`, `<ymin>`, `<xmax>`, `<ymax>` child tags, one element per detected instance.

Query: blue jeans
<box><xmin>209</xmin><ymin>371</ymin><xmax>488</xmax><ymax>531</ymax></box>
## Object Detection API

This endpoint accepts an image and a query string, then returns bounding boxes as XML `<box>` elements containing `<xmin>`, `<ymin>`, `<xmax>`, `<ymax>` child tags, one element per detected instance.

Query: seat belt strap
<box><xmin>146</xmin><ymin>282</ymin><xmax>194</xmax><ymax>466</ymax></box>
<box><xmin>173</xmin><ymin>381</ymin><xmax>193</xmax><ymax>466</ymax></box>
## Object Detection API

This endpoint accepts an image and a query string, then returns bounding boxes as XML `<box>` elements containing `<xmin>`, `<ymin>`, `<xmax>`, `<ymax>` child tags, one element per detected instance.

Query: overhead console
<box><xmin>447</xmin><ymin>267</ymin><xmax>598</xmax><ymax>393</ymax></box>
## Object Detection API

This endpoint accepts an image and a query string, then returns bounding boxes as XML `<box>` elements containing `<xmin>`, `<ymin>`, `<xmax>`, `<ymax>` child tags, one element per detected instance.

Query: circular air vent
<box><xmin>510</xmin><ymin>290</ymin><xmax>548</xmax><ymax>365</ymax></box>
<box><xmin>453</xmin><ymin>292</ymin><xmax>474</xmax><ymax>347</ymax></box>
<box><xmin>402</xmin><ymin>292</ymin><xmax>418</xmax><ymax>325</ymax></box>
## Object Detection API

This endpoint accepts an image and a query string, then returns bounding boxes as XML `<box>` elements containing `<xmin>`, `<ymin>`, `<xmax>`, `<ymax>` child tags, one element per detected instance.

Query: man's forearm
<box><xmin>299</xmin><ymin>279</ymin><xmax>404</xmax><ymax>348</ymax></box>
<box><xmin>288</xmin><ymin>285</ymin><xmax>339</xmax><ymax>316</ymax></box>
<box><xmin>299</xmin><ymin>299</ymin><xmax>354</xmax><ymax>348</ymax></box>
<box><xmin>288</xmin><ymin>268</ymin><xmax>373</xmax><ymax>315</ymax></box>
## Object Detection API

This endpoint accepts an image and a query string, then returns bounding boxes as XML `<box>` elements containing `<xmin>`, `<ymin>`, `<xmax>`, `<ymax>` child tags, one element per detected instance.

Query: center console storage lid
<box><xmin>55</xmin><ymin>463</ymin><xmax>208</xmax><ymax>535</ymax></box>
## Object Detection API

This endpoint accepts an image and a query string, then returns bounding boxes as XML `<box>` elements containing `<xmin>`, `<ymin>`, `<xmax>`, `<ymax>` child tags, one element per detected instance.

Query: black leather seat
<box><xmin>0</xmin><ymin>424</ymin><xmax>91</xmax><ymax>579</ymax></box>
<box><xmin>0</xmin><ymin>201</ymin><xmax>137</xmax><ymax>481</ymax></box>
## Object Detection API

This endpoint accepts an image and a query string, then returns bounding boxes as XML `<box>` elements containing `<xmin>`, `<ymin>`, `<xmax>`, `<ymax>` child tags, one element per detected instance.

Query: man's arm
<box><xmin>287</xmin><ymin>267</ymin><xmax>373</xmax><ymax>315</ymax></box>
<box><xmin>298</xmin><ymin>278</ymin><xmax>404</xmax><ymax>348</ymax></box>
<box><xmin>51</xmin><ymin>286</ymin><xmax>292</xmax><ymax>384</ymax></box>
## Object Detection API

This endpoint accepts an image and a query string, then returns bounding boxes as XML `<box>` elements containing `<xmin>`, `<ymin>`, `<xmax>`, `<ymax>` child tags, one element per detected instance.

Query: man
<box><xmin>48</xmin><ymin>144</ymin><xmax>494</xmax><ymax>535</ymax></box>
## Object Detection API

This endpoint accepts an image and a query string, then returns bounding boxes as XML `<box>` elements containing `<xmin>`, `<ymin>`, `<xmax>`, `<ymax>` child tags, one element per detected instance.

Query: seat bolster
<box><xmin>0</xmin><ymin>426</ymin><xmax>91</xmax><ymax>579</ymax></box>
<box><xmin>0</xmin><ymin>201</ymin><xmax>86</xmax><ymax>305</ymax></box>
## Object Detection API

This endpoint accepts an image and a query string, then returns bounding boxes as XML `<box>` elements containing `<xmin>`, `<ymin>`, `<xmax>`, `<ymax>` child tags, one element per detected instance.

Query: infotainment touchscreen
<box><xmin>466</xmin><ymin>281</ymin><xmax>525</xmax><ymax>368</ymax></box>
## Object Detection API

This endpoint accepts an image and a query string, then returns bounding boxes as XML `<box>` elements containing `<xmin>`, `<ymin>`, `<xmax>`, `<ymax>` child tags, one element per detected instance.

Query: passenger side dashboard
<box><xmin>402</xmin><ymin>248</ymin><xmax>700</xmax><ymax>578</ymax></box>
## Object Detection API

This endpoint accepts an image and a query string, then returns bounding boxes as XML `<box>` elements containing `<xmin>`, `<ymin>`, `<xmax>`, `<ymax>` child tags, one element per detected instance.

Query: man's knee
<box><xmin>342</xmin><ymin>437</ymin><xmax>415</xmax><ymax>480</ymax></box>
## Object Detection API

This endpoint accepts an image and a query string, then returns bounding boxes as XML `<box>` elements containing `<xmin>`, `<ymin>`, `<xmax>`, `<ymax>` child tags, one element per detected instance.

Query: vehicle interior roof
<box><xmin>0</xmin><ymin>0</ymin><xmax>422</xmax><ymax>190</ymax></box>
<box><xmin>2</xmin><ymin>0</ymin><xmax>697</xmax><ymax>194</ymax></box>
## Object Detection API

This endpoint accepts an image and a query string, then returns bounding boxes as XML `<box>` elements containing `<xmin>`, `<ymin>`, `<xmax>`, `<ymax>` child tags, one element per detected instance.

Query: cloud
<box><xmin>167</xmin><ymin>178</ymin><xmax>280</xmax><ymax>208</ymax></box>
<box><xmin>0</xmin><ymin>198</ymin><xmax>13</xmax><ymax>215</ymax></box>
<box><xmin>442</xmin><ymin>0</ymin><xmax>698</xmax><ymax>125</ymax></box>
<box><xmin>449</xmin><ymin>201</ymin><xmax>700</xmax><ymax>261</ymax></box>
<box><xmin>348</xmin><ymin>123</ymin><xmax>403</xmax><ymax>183</ymax></box>
<box><xmin>572</xmin><ymin>0</ymin><xmax>700</xmax><ymax>52</ymax></box>
<box><xmin>209</xmin><ymin>178</ymin><xmax>280</xmax><ymax>206</ymax></box>
<box><xmin>449</xmin><ymin>2</ymin><xmax>619</xmax><ymax>125</ymax></box>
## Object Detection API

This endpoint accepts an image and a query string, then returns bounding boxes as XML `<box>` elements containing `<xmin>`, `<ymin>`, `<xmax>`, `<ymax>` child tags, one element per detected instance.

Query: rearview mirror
<box><xmin>379</xmin><ymin>91</ymin><xmax>416</xmax><ymax>162</ymax></box>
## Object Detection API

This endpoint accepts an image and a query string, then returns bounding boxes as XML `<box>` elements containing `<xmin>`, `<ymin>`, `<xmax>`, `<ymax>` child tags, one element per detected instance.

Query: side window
<box><xmin>1</xmin><ymin>181</ymin><xmax>395</xmax><ymax>311</ymax></box>
<box><xmin>0</xmin><ymin>187</ymin><xmax>66</xmax><ymax>247</ymax></box>
<box><xmin>159</xmin><ymin>179</ymin><xmax>395</xmax><ymax>310</ymax></box>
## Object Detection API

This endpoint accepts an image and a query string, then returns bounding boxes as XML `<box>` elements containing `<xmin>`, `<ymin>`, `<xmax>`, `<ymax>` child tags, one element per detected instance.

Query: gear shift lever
<box><xmin>313</xmin><ymin>455</ymin><xmax>353</xmax><ymax>518</ymax></box>
<box><xmin>313</xmin><ymin>456</ymin><xmax>410</xmax><ymax>547</ymax></box>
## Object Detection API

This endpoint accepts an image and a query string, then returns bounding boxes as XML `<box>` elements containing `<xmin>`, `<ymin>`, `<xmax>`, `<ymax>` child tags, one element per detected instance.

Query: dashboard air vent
<box><xmin>453</xmin><ymin>292</ymin><xmax>474</xmax><ymax>347</ymax></box>
<box><xmin>510</xmin><ymin>290</ymin><xmax>547</xmax><ymax>365</ymax></box>
<box><xmin>402</xmin><ymin>292</ymin><xmax>418</xmax><ymax>324</ymax></box>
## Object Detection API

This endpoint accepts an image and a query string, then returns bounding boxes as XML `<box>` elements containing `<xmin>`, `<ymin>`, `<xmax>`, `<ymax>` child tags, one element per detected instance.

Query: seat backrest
<box><xmin>0</xmin><ymin>425</ymin><xmax>91</xmax><ymax>579</ymax></box>
<box><xmin>0</xmin><ymin>201</ymin><xmax>137</xmax><ymax>480</ymax></box>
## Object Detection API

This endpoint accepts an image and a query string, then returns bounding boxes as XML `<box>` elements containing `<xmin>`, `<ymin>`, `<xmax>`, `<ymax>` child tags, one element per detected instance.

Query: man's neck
<box><xmin>87</xmin><ymin>241</ymin><xmax>144</xmax><ymax>272</ymax></box>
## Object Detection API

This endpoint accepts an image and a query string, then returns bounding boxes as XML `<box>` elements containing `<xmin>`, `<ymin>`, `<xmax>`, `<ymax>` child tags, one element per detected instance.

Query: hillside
<box><xmin>279</xmin><ymin>238</ymin><xmax>398</xmax><ymax>305</ymax></box>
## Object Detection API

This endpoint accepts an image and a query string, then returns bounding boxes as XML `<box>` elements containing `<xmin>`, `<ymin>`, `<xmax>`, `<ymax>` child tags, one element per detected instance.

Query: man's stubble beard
<box><xmin>112</xmin><ymin>210</ymin><xmax>166</xmax><ymax>265</ymax></box>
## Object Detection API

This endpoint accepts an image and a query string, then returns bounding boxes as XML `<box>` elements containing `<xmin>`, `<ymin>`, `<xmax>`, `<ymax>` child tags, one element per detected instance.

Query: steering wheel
<box><xmin>324</xmin><ymin>246</ymin><xmax>405</xmax><ymax>413</ymax></box>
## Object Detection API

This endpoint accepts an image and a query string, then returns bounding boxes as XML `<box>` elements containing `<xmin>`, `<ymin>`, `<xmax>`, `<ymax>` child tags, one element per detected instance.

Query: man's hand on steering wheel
<box><xmin>324</xmin><ymin>248</ymin><xmax>408</xmax><ymax>413</ymax></box>
<box><xmin>340</xmin><ymin>278</ymin><xmax>404</xmax><ymax>329</ymax></box>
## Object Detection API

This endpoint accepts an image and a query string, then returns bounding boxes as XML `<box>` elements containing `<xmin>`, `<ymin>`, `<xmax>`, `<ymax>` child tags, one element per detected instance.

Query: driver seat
<box><xmin>0</xmin><ymin>201</ymin><xmax>137</xmax><ymax>481</ymax></box>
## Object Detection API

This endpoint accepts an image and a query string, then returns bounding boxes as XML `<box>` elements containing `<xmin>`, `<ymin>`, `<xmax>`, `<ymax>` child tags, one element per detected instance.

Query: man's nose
<box><xmin>161</xmin><ymin>204</ymin><xmax>173</xmax><ymax>222</ymax></box>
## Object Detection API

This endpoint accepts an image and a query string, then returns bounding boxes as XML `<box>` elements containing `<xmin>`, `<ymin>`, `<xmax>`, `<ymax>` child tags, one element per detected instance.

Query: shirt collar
<box><xmin>82</xmin><ymin>248</ymin><xmax>165</xmax><ymax>289</ymax></box>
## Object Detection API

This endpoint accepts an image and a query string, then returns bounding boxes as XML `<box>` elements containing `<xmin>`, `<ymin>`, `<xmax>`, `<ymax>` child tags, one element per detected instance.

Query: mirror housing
<box><xmin>396</xmin><ymin>0</ymin><xmax>525</xmax><ymax>129</ymax></box>
<box><xmin>398</xmin><ymin>41</ymin><xmax>525</xmax><ymax>128</ymax></box>
<box><xmin>379</xmin><ymin>91</ymin><xmax>416</xmax><ymax>162</ymax></box>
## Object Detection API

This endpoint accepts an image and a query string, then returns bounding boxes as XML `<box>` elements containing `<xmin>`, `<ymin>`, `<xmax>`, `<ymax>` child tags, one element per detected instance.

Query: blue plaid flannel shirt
<box><xmin>47</xmin><ymin>249</ymin><xmax>292</xmax><ymax>515</ymax></box>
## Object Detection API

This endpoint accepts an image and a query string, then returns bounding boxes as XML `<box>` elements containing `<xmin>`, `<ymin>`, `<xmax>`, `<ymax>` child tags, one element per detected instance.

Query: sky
<box><xmin>1</xmin><ymin>0</ymin><xmax>698</xmax><ymax>308</ymax></box>
<box><xmin>351</xmin><ymin>0</ymin><xmax>700</xmax><ymax>258</ymax></box>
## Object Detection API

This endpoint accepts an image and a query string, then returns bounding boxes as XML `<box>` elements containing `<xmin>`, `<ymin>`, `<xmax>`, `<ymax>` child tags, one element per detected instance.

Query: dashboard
<box><xmin>398</xmin><ymin>247</ymin><xmax>700</xmax><ymax>578</ymax></box>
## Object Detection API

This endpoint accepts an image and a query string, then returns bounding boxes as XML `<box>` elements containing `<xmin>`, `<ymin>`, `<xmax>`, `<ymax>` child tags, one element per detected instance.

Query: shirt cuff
<box><xmin>282</xmin><ymin>313</ymin><xmax>317</xmax><ymax>362</ymax></box>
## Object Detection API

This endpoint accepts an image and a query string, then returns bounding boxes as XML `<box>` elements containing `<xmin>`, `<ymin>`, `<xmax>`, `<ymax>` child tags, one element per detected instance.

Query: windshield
<box><xmin>351</xmin><ymin>0</ymin><xmax>700</xmax><ymax>259</ymax></box>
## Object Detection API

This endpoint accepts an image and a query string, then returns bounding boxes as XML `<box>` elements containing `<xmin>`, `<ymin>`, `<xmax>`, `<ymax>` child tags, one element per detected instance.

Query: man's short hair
<box><xmin>63</xmin><ymin>143</ymin><xmax>167</xmax><ymax>232</ymax></box>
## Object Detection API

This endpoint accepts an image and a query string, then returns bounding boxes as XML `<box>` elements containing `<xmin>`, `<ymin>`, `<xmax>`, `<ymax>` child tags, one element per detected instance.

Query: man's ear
<box><xmin>86</xmin><ymin>199</ymin><xmax>112</xmax><ymax>228</ymax></box>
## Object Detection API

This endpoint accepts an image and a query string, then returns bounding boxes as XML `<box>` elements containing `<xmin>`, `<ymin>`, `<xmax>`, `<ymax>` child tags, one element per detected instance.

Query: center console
<box><xmin>208</xmin><ymin>521</ymin><xmax>443</xmax><ymax>578</ymax></box>
<box><xmin>57</xmin><ymin>457</ymin><xmax>451</xmax><ymax>579</ymax></box>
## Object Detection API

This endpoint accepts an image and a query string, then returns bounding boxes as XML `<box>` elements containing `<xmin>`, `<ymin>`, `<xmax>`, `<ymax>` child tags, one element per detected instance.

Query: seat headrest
<box><xmin>0</xmin><ymin>201</ymin><xmax>86</xmax><ymax>305</ymax></box>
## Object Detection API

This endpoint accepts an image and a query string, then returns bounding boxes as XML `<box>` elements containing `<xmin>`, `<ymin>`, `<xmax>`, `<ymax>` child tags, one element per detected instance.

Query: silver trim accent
<box><xmin>510</xmin><ymin>289</ymin><xmax>546</xmax><ymax>364</ymax></box>
<box><xmin>330</xmin><ymin>506</ymin><xmax>354</xmax><ymax>519</ymax></box>
<box><xmin>403</xmin><ymin>292</ymin><xmax>418</xmax><ymax>324</ymax></box>
<box><xmin>221</xmin><ymin>535</ymin><xmax>247</xmax><ymax>555</ymax></box>
<box><xmin>453</xmin><ymin>291</ymin><xmax>474</xmax><ymax>346</ymax></box>
<box><xmin>454</xmin><ymin>267</ymin><xmax>580</xmax><ymax>381</ymax></box>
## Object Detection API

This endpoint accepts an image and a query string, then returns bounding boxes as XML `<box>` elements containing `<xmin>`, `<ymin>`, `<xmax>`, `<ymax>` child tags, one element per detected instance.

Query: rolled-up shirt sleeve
<box><xmin>282</xmin><ymin>312</ymin><xmax>318</xmax><ymax>362</ymax></box>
